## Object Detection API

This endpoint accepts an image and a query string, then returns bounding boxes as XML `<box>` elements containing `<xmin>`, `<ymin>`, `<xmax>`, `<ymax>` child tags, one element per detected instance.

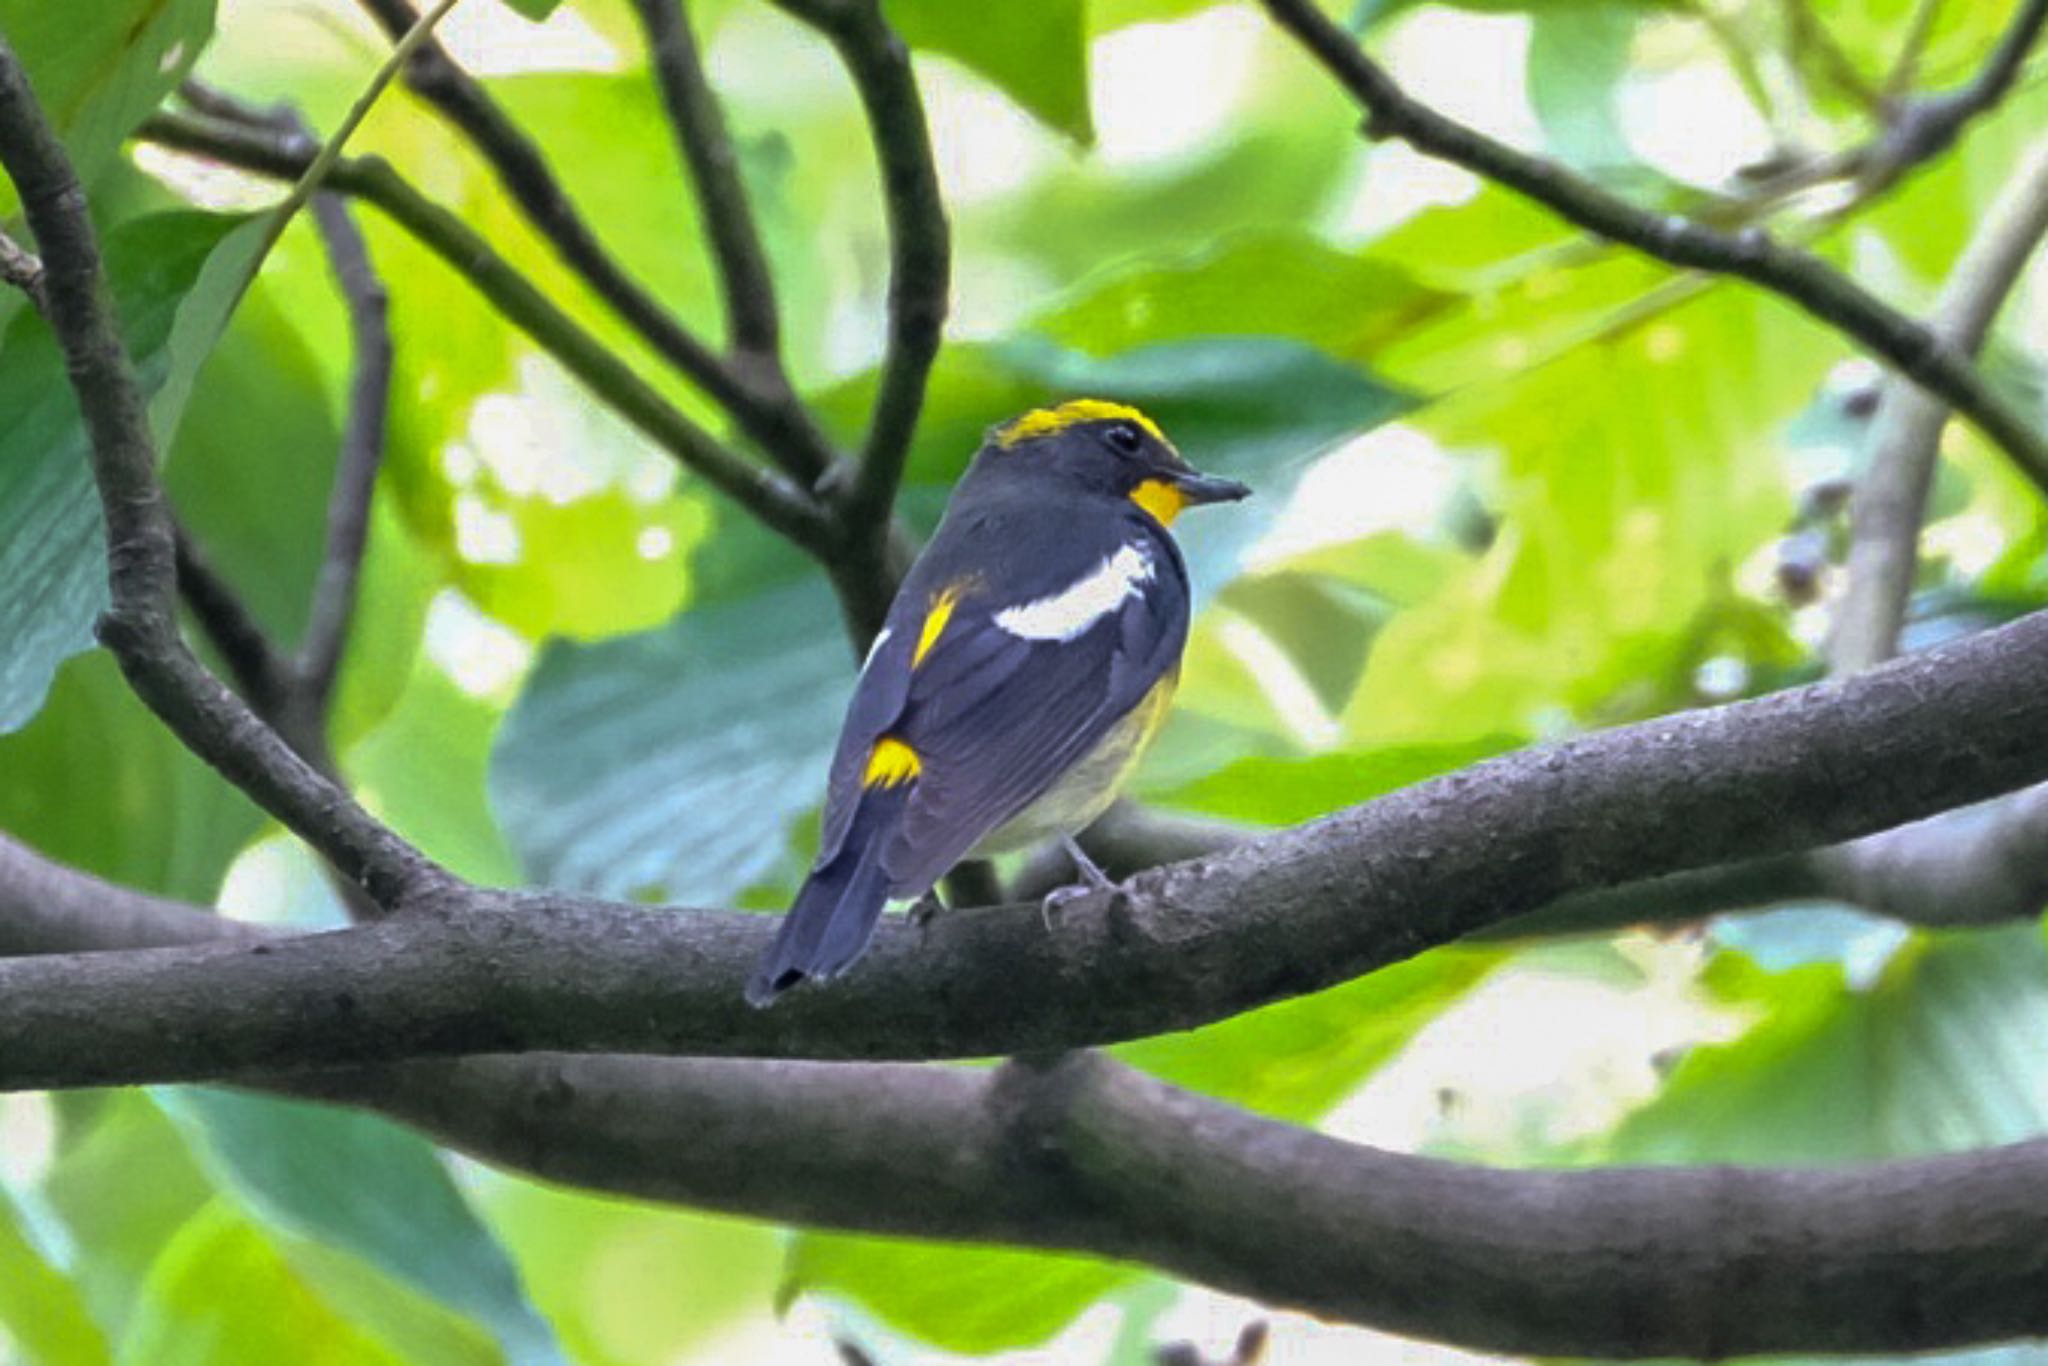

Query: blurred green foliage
<box><xmin>2</xmin><ymin>0</ymin><xmax>2047</xmax><ymax>1361</ymax></box>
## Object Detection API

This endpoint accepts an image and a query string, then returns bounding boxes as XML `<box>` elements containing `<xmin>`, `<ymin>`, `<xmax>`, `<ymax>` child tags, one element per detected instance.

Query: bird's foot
<box><xmin>908</xmin><ymin>887</ymin><xmax>947</xmax><ymax>938</ymax></box>
<box><xmin>1040</xmin><ymin>835</ymin><xmax>1125</xmax><ymax>930</ymax></box>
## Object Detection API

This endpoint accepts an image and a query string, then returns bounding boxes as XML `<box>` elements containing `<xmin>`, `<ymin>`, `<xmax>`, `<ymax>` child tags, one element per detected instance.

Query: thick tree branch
<box><xmin>770</xmin><ymin>0</ymin><xmax>949</xmax><ymax>553</ymax></box>
<box><xmin>1258</xmin><ymin>0</ymin><xmax>2048</xmax><ymax>496</ymax></box>
<box><xmin>352</xmin><ymin>0</ymin><xmax>839</xmax><ymax>484</ymax></box>
<box><xmin>7</xmin><ymin>834</ymin><xmax>2048</xmax><ymax>1358</ymax></box>
<box><xmin>0</xmin><ymin>39</ymin><xmax>450</xmax><ymax>911</ymax></box>
<box><xmin>1830</xmin><ymin>137</ymin><xmax>2048</xmax><ymax>672</ymax></box>
<box><xmin>137</xmin><ymin>110</ymin><xmax>834</xmax><ymax>553</ymax></box>
<box><xmin>4</xmin><ymin>607</ymin><xmax>2048</xmax><ymax>1086</ymax></box>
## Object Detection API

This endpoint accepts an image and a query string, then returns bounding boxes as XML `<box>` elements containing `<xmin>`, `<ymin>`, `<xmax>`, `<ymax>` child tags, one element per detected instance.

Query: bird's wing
<box><xmin>877</xmin><ymin>526</ymin><xmax>1189</xmax><ymax>893</ymax></box>
<box><xmin>814</xmin><ymin>620</ymin><xmax>916</xmax><ymax>868</ymax></box>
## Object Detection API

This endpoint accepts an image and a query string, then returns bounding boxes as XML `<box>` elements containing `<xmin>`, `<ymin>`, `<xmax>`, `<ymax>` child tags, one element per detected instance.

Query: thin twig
<box><xmin>298</xmin><ymin>180</ymin><xmax>394</xmax><ymax>709</ymax></box>
<box><xmin>0</xmin><ymin>225</ymin><xmax>45</xmax><ymax>311</ymax></box>
<box><xmin>138</xmin><ymin>110</ymin><xmax>836</xmax><ymax>553</ymax></box>
<box><xmin>1828</xmin><ymin>137</ymin><xmax>2048</xmax><ymax>673</ymax></box>
<box><xmin>1258</xmin><ymin>0</ymin><xmax>2048</xmax><ymax>496</ymax></box>
<box><xmin>1882</xmin><ymin>0</ymin><xmax>1947</xmax><ymax>103</ymax></box>
<box><xmin>171</xmin><ymin>522</ymin><xmax>291</xmax><ymax>715</ymax></box>
<box><xmin>0</xmin><ymin>36</ymin><xmax>451</xmax><ymax>910</ymax></box>
<box><xmin>1855</xmin><ymin>0</ymin><xmax>2048</xmax><ymax>190</ymax></box>
<box><xmin>770</xmin><ymin>0</ymin><xmax>950</xmax><ymax>550</ymax></box>
<box><xmin>1781</xmin><ymin>0</ymin><xmax>1883</xmax><ymax>112</ymax></box>
<box><xmin>627</xmin><ymin>0</ymin><xmax>781</xmax><ymax>358</ymax></box>
<box><xmin>352</xmin><ymin>0</ymin><xmax>840</xmax><ymax>483</ymax></box>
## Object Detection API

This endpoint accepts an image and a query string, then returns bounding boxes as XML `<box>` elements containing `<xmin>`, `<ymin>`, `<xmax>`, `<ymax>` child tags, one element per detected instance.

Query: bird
<box><xmin>745</xmin><ymin>399</ymin><xmax>1250</xmax><ymax>1005</ymax></box>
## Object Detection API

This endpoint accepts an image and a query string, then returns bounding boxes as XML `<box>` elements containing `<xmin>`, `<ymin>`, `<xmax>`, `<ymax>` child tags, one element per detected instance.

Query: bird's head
<box><xmin>969</xmin><ymin>399</ymin><xmax>1251</xmax><ymax>527</ymax></box>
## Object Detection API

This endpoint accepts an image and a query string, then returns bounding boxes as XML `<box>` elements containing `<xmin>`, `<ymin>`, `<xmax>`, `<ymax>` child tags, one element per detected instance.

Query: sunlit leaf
<box><xmin>0</xmin><ymin>0</ymin><xmax>213</xmax><ymax>210</ymax></box>
<box><xmin>885</xmin><ymin>0</ymin><xmax>1092</xmax><ymax>143</ymax></box>
<box><xmin>0</xmin><ymin>651</ymin><xmax>263</xmax><ymax>901</ymax></box>
<box><xmin>115</xmin><ymin>1204</ymin><xmax>412</xmax><ymax>1366</ymax></box>
<box><xmin>157</xmin><ymin>1089</ymin><xmax>566</xmax><ymax>1366</ymax></box>
<box><xmin>0</xmin><ymin>1183</ymin><xmax>110</xmax><ymax>1366</ymax></box>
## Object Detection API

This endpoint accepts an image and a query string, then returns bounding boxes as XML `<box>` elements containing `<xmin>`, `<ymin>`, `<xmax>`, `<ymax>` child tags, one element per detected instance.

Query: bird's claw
<box><xmin>908</xmin><ymin>887</ymin><xmax>947</xmax><ymax>938</ymax></box>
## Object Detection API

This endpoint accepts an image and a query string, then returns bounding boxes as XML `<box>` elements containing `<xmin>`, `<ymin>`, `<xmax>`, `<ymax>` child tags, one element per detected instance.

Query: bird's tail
<box><xmin>745</xmin><ymin>786</ymin><xmax>907</xmax><ymax>1007</ymax></box>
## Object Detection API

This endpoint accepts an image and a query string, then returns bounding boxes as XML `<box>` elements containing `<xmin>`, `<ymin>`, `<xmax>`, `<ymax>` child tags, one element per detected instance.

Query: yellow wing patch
<box><xmin>914</xmin><ymin>586</ymin><xmax>961</xmax><ymax>668</ymax></box>
<box><xmin>996</xmin><ymin>399</ymin><xmax>1166</xmax><ymax>450</ymax></box>
<box><xmin>1129</xmin><ymin>478</ymin><xmax>1186</xmax><ymax>527</ymax></box>
<box><xmin>863</xmin><ymin>736</ymin><xmax>922</xmax><ymax>788</ymax></box>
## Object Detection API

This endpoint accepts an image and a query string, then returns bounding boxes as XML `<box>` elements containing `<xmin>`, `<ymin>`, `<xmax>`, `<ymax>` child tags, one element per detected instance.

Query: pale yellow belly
<box><xmin>970</xmin><ymin>670</ymin><xmax>1178</xmax><ymax>858</ymax></box>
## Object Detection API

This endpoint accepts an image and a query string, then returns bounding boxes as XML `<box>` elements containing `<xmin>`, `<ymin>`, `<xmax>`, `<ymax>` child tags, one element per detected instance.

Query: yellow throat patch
<box><xmin>996</xmin><ymin>399</ymin><xmax>1166</xmax><ymax>450</ymax></box>
<box><xmin>1129</xmin><ymin>478</ymin><xmax>1186</xmax><ymax>526</ymax></box>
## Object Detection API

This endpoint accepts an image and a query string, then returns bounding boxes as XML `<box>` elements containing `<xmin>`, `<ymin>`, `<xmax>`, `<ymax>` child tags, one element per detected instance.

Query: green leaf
<box><xmin>349</xmin><ymin>657</ymin><xmax>527</xmax><ymax>885</ymax></box>
<box><xmin>115</xmin><ymin>1204</ymin><xmax>412</xmax><ymax>1366</ymax></box>
<box><xmin>1161</xmin><ymin>734</ymin><xmax>1521</xmax><ymax>825</ymax></box>
<box><xmin>0</xmin><ymin>0</ymin><xmax>213</xmax><ymax>209</ymax></box>
<box><xmin>39</xmin><ymin>1094</ymin><xmax>218</xmax><ymax>1341</ymax></box>
<box><xmin>0</xmin><ymin>1184</ymin><xmax>111</xmax><ymax>1366</ymax></box>
<box><xmin>0</xmin><ymin>210</ymin><xmax>254</xmax><ymax>734</ymax></box>
<box><xmin>883</xmin><ymin>0</ymin><xmax>1092</xmax><ymax>143</ymax></box>
<box><xmin>0</xmin><ymin>650</ymin><xmax>263</xmax><ymax>901</ymax></box>
<box><xmin>783</xmin><ymin>1238</ymin><xmax>1130</xmax><ymax>1357</ymax></box>
<box><xmin>1033</xmin><ymin>230</ymin><xmax>1461</xmax><ymax>365</ymax></box>
<box><xmin>495</xmin><ymin>0</ymin><xmax>566</xmax><ymax>18</ymax></box>
<box><xmin>155</xmin><ymin>1089</ymin><xmax>565</xmax><ymax>1366</ymax></box>
<box><xmin>476</xmin><ymin>1180</ymin><xmax>781</xmax><ymax>1366</ymax></box>
<box><xmin>491</xmin><ymin>574</ymin><xmax>848</xmax><ymax>907</ymax></box>
<box><xmin>163</xmin><ymin>284</ymin><xmax>340</xmax><ymax>642</ymax></box>
<box><xmin>1345</xmin><ymin>286</ymin><xmax>1836</xmax><ymax>744</ymax></box>
<box><xmin>1614</xmin><ymin>926</ymin><xmax>2048</xmax><ymax>1165</ymax></box>
<box><xmin>1526</xmin><ymin>0</ymin><xmax>1648</xmax><ymax>178</ymax></box>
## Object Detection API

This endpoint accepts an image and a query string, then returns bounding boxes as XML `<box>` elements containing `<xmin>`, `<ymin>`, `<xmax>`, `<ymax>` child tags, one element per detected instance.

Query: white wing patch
<box><xmin>994</xmin><ymin>542</ymin><xmax>1153</xmax><ymax>642</ymax></box>
<box><xmin>861</xmin><ymin>626</ymin><xmax>893</xmax><ymax>669</ymax></box>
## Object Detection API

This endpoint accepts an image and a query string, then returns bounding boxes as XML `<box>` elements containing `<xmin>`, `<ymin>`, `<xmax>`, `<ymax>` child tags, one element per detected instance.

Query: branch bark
<box><xmin>1258</xmin><ymin>0</ymin><xmax>2048</xmax><ymax>497</ymax></box>
<box><xmin>4</xmin><ymin>606</ymin><xmax>2048</xmax><ymax>1087</ymax></box>
<box><xmin>7</xmin><ymin>831</ymin><xmax>2048</xmax><ymax>1359</ymax></box>
<box><xmin>770</xmin><ymin>0</ymin><xmax>949</xmax><ymax>577</ymax></box>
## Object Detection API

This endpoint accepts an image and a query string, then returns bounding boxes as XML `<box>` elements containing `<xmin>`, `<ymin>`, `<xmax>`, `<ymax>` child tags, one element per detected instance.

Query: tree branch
<box><xmin>137</xmin><ymin>110</ymin><xmax>835</xmax><ymax>553</ymax></box>
<box><xmin>770</xmin><ymin>0</ymin><xmax>949</xmax><ymax>551</ymax></box>
<box><xmin>1830</xmin><ymin>137</ymin><xmax>2048</xmax><ymax>672</ymax></box>
<box><xmin>290</xmin><ymin>184</ymin><xmax>395</xmax><ymax>711</ymax></box>
<box><xmin>3</xmin><ymin>606</ymin><xmax>2048</xmax><ymax>1086</ymax></box>
<box><xmin>626</xmin><ymin>0</ymin><xmax>781</xmax><ymax>360</ymax></box>
<box><xmin>351</xmin><ymin>0</ymin><xmax>840</xmax><ymax>484</ymax></box>
<box><xmin>1258</xmin><ymin>0</ymin><xmax>2048</xmax><ymax>497</ymax></box>
<box><xmin>8</xmin><ymin>831</ymin><xmax>2048</xmax><ymax>1358</ymax></box>
<box><xmin>171</xmin><ymin>521</ymin><xmax>292</xmax><ymax>717</ymax></box>
<box><xmin>0</xmin><ymin>38</ymin><xmax>451</xmax><ymax>911</ymax></box>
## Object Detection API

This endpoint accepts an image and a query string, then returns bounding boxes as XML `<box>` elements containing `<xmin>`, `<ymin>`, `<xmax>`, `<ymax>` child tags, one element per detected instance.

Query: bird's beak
<box><xmin>1170</xmin><ymin>470</ymin><xmax>1252</xmax><ymax>506</ymax></box>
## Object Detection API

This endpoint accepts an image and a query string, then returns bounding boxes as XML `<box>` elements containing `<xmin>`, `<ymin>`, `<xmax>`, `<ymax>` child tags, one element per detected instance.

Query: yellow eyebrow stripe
<box><xmin>914</xmin><ymin>586</ymin><xmax>960</xmax><ymax>668</ymax></box>
<box><xmin>996</xmin><ymin>399</ymin><xmax>1166</xmax><ymax>450</ymax></box>
<box><xmin>863</xmin><ymin>736</ymin><xmax>922</xmax><ymax>787</ymax></box>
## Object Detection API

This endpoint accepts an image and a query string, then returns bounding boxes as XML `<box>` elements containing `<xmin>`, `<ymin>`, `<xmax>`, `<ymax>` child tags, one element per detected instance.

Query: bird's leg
<box><xmin>1041</xmin><ymin>833</ymin><xmax>1123</xmax><ymax>928</ymax></box>
<box><xmin>908</xmin><ymin>886</ymin><xmax>948</xmax><ymax>935</ymax></box>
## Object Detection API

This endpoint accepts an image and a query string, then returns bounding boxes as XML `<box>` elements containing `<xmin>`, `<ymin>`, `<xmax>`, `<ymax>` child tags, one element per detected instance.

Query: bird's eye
<box><xmin>1103</xmin><ymin>421</ymin><xmax>1143</xmax><ymax>455</ymax></box>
